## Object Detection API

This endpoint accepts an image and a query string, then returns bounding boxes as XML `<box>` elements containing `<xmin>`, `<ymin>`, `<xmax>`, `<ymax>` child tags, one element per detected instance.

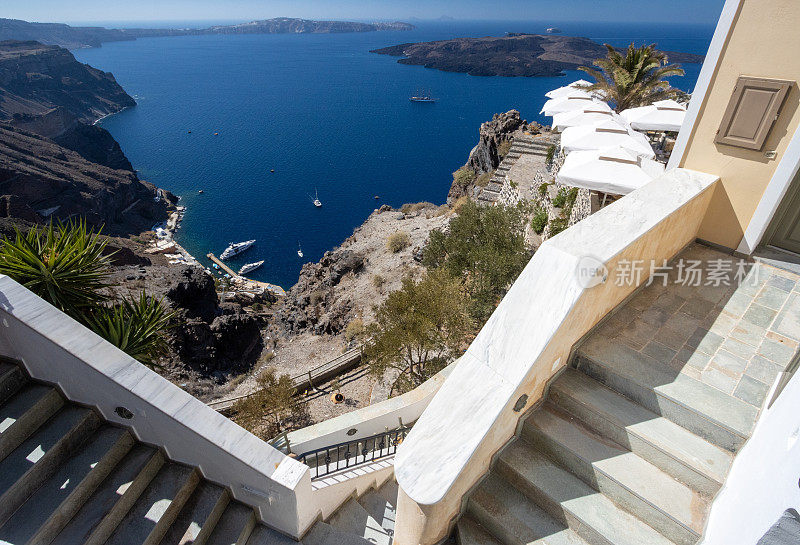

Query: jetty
<box><xmin>207</xmin><ymin>252</ymin><xmax>286</xmax><ymax>297</ymax></box>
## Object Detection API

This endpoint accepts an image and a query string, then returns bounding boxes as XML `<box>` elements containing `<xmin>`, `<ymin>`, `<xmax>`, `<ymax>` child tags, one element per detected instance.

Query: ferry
<box><xmin>410</xmin><ymin>93</ymin><xmax>436</xmax><ymax>103</ymax></box>
<box><xmin>220</xmin><ymin>239</ymin><xmax>255</xmax><ymax>260</ymax></box>
<box><xmin>238</xmin><ymin>260</ymin><xmax>264</xmax><ymax>275</ymax></box>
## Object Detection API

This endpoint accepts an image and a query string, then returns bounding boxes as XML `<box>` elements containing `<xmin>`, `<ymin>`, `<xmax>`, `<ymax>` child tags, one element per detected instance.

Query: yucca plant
<box><xmin>87</xmin><ymin>292</ymin><xmax>175</xmax><ymax>368</ymax></box>
<box><xmin>0</xmin><ymin>220</ymin><xmax>113</xmax><ymax>316</ymax></box>
<box><xmin>578</xmin><ymin>43</ymin><xmax>685</xmax><ymax>112</ymax></box>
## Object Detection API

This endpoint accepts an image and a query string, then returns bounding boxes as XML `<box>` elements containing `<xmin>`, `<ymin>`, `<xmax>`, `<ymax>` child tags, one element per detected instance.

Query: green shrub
<box><xmin>400</xmin><ymin>202</ymin><xmax>435</xmax><ymax>214</ymax></box>
<box><xmin>344</xmin><ymin>317</ymin><xmax>364</xmax><ymax>341</ymax></box>
<box><xmin>423</xmin><ymin>201</ymin><xmax>530</xmax><ymax>322</ymax></box>
<box><xmin>531</xmin><ymin>208</ymin><xmax>548</xmax><ymax>234</ymax></box>
<box><xmin>508</xmin><ymin>178</ymin><xmax>518</xmax><ymax>189</ymax></box>
<box><xmin>387</xmin><ymin>231</ymin><xmax>411</xmax><ymax>253</ymax></box>
<box><xmin>372</xmin><ymin>274</ymin><xmax>385</xmax><ymax>289</ymax></box>
<box><xmin>538</xmin><ymin>182</ymin><xmax>551</xmax><ymax>197</ymax></box>
<box><xmin>549</xmin><ymin>217</ymin><xmax>570</xmax><ymax>236</ymax></box>
<box><xmin>497</xmin><ymin>140</ymin><xmax>512</xmax><ymax>158</ymax></box>
<box><xmin>545</xmin><ymin>144</ymin><xmax>557</xmax><ymax>165</ymax></box>
<box><xmin>552</xmin><ymin>187</ymin><xmax>571</xmax><ymax>208</ymax></box>
<box><xmin>452</xmin><ymin>166</ymin><xmax>477</xmax><ymax>190</ymax></box>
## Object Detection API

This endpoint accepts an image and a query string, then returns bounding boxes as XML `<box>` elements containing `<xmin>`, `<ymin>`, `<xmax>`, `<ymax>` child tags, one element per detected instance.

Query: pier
<box><xmin>207</xmin><ymin>253</ymin><xmax>286</xmax><ymax>297</ymax></box>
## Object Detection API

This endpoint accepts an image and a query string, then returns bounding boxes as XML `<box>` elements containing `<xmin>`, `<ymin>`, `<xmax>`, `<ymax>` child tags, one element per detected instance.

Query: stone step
<box><xmin>496</xmin><ymin>441</ymin><xmax>676</xmax><ymax>545</ymax></box>
<box><xmin>246</xmin><ymin>524</ymin><xmax>297</xmax><ymax>545</ymax></box>
<box><xmin>550</xmin><ymin>369</ymin><xmax>732</xmax><ymax>496</ymax></box>
<box><xmin>457</xmin><ymin>516</ymin><xmax>503</xmax><ymax>545</ymax></box>
<box><xmin>160</xmin><ymin>481</ymin><xmax>229</xmax><ymax>545</ymax></box>
<box><xmin>0</xmin><ymin>383</ymin><xmax>63</xmax><ymax>461</ymax></box>
<box><xmin>0</xmin><ymin>426</ymin><xmax>133</xmax><ymax>545</ymax></box>
<box><xmin>0</xmin><ymin>361</ymin><xmax>26</xmax><ymax>405</ymax></box>
<box><xmin>576</xmin><ymin>338</ymin><xmax>757</xmax><ymax>452</ymax></box>
<box><xmin>104</xmin><ymin>463</ymin><xmax>199</xmax><ymax>545</ymax></box>
<box><xmin>358</xmin><ymin>488</ymin><xmax>396</xmax><ymax>535</ymax></box>
<box><xmin>524</xmin><ymin>403</ymin><xmax>706</xmax><ymax>545</ymax></box>
<box><xmin>328</xmin><ymin>497</ymin><xmax>391</xmax><ymax>545</ymax></box>
<box><xmin>53</xmin><ymin>446</ymin><xmax>165</xmax><ymax>545</ymax></box>
<box><xmin>303</xmin><ymin>521</ymin><xmax>372</xmax><ymax>545</ymax></box>
<box><xmin>378</xmin><ymin>479</ymin><xmax>399</xmax><ymax>508</ymax></box>
<box><xmin>205</xmin><ymin>502</ymin><xmax>256</xmax><ymax>545</ymax></box>
<box><xmin>0</xmin><ymin>406</ymin><xmax>99</xmax><ymax>525</ymax></box>
<box><xmin>468</xmin><ymin>473</ymin><xmax>590</xmax><ymax>545</ymax></box>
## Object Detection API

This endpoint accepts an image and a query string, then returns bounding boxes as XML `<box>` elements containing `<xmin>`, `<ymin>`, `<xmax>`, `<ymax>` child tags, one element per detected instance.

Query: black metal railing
<box><xmin>298</xmin><ymin>426</ymin><xmax>411</xmax><ymax>479</ymax></box>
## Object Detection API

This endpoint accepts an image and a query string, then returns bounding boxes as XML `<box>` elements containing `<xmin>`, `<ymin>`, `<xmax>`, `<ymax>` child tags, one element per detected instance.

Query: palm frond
<box><xmin>87</xmin><ymin>292</ymin><xmax>175</xmax><ymax>368</ymax></box>
<box><xmin>578</xmin><ymin>43</ymin><xmax>685</xmax><ymax>112</ymax></box>
<box><xmin>0</xmin><ymin>220</ymin><xmax>114</xmax><ymax>317</ymax></box>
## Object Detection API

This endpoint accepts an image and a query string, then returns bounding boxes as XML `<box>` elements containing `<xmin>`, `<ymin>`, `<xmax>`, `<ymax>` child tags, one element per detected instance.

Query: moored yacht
<box><xmin>238</xmin><ymin>260</ymin><xmax>264</xmax><ymax>275</ymax></box>
<box><xmin>220</xmin><ymin>239</ymin><xmax>255</xmax><ymax>260</ymax></box>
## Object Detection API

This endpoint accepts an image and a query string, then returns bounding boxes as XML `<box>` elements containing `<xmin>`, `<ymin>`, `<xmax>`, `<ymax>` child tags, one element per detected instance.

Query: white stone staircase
<box><xmin>477</xmin><ymin>136</ymin><xmax>558</xmax><ymax>205</ymax></box>
<box><xmin>456</xmin><ymin>331</ymin><xmax>755</xmax><ymax>545</ymax></box>
<box><xmin>0</xmin><ymin>359</ymin><xmax>398</xmax><ymax>545</ymax></box>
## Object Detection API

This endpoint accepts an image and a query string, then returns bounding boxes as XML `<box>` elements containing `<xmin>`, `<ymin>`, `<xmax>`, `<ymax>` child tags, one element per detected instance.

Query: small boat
<box><xmin>546</xmin><ymin>27</ymin><xmax>562</xmax><ymax>33</ymax></box>
<box><xmin>220</xmin><ymin>239</ymin><xmax>255</xmax><ymax>260</ymax></box>
<box><xmin>270</xmin><ymin>169</ymin><xmax>275</xmax><ymax>173</ymax></box>
<box><xmin>313</xmin><ymin>189</ymin><xmax>322</xmax><ymax>208</ymax></box>
<box><xmin>198</xmin><ymin>190</ymin><xmax>204</xmax><ymax>194</ymax></box>
<box><xmin>409</xmin><ymin>91</ymin><xmax>436</xmax><ymax>102</ymax></box>
<box><xmin>297</xmin><ymin>243</ymin><xmax>304</xmax><ymax>258</ymax></box>
<box><xmin>238</xmin><ymin>260</ymin><xmax>264</xmax><ymax>275</ymax></box>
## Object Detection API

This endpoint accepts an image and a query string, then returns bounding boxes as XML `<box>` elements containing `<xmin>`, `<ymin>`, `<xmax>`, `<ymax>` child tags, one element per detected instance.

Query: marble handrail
<box><xmin>393</xmin><ymin>168</ymin><xmax>720</xmax><ymax>545</ymax></box>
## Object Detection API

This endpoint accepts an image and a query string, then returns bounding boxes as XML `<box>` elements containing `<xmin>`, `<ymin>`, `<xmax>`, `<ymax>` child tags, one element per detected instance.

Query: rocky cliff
<box><xmin>0</xmin><ymin>123</ymin><xmax>170</xmax><ymax>234</ymax></box>
<box><xmin>0</xmin><ymin>40</ymin><xmax>172</xmax><ymax>234</ymax></box>
<box><xmin>447</xmin><ymin>110</ymin><xmax>543</xmax><ymax>202</ymax></box>
<box><xmin>0</xmin><ymin>40</ymin><xmax>135</xmax><ymax>122</ymax></box>
<box><xmin>372</xmin><ymin>34</ymin><xmax>705</xmax><ymax>77</ymax></box>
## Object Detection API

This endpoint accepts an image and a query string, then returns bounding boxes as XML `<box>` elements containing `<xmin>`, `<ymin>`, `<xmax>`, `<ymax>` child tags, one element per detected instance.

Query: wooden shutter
<box><xmin>715</xmin><ymin>76</ymin><xmax>793</xmax><ymax>150</ymax></box>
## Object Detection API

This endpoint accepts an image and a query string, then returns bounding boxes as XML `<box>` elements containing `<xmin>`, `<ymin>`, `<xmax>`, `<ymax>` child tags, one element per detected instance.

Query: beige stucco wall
<box><xmin>677</xmin><ymin>0</ymin><xmax>800</xmax><ymax>249</ymax></box>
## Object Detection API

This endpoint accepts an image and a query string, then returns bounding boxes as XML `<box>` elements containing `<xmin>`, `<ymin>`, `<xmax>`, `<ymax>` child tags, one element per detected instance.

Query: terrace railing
<box><xmin>298</xmin><ymin>425</ymin><xmax>411</xmax><ymax>479</ymax></box>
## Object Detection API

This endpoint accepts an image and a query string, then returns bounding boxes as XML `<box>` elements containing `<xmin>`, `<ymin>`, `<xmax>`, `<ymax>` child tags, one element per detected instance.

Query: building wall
<box><xmin>700</xmin><ymin>372</ymin><xmax>800</xmax><ymax>545</ymax></box>
<box><xmin>677</xmin><ymin>0</ymin><xmax>800</xmax><ymax>250</ymax></box>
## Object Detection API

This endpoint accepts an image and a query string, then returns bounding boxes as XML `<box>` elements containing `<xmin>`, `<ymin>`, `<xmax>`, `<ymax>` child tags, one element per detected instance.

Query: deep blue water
<box><xmin>73</xmin><ymin>21</ymin><xmax>714</xmax><ymax>288</ymax></box>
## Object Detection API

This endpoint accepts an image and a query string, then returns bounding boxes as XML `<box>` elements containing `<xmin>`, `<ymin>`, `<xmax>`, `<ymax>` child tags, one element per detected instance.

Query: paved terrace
<box><xmin>591</xmin><ymin>242</ymin><xmax>800</xmax><ymax>412</ymax></box>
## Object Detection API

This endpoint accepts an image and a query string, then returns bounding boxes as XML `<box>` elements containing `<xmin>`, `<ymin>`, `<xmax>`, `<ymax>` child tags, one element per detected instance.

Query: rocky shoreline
<box><xmin>372</xmin><ymin>34</ymin><xmax>705</xmax><ymax>77</ymax></box>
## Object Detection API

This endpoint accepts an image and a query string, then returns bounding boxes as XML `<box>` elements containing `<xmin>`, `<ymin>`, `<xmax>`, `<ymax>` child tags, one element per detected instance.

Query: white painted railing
<box><xmin>0</xmin><ymin>277</ymin><xmax>317</xmax><ymax>539</ymax></box>
<box><xmin>393</xmin><ymin>168</ymin><xmax>720</xmax><ymax>545</ymax></box>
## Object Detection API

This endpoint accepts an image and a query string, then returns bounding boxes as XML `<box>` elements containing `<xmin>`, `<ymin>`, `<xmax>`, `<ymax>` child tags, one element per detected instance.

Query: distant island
<box><xmin>0</xmin><ymin>17</ymin><xmax>415</xmax><ymax>49</ymax></box>
<box><xmin>371</xmin><ymin>34</ymin><xmax>705</xmax><ymax>77</ymax></box>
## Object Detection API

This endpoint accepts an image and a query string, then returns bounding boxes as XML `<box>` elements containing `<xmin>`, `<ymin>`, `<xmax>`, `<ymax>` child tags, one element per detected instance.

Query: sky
<box><xmin>6</xmin><ymin>0</ymin><xmax>726</xmax><ymax>26</ymax></box>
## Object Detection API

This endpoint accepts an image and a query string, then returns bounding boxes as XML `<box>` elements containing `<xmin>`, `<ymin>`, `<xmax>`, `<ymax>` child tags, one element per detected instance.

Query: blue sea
<box><xmin>73</xmin><ymin>20</ymin><xmax>714</xmax><ymax>288</ymax></box>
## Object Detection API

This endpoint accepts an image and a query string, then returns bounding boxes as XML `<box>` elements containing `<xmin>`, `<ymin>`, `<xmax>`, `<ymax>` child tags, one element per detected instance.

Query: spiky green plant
<box><xmin>0</xmin><ymin>220</ymin><xmax>113</xmax><ymax>316</ymax></box>
<box><xmin>578</xmin><ymin>43</ymin><xmax>685</xmax><ymax>112</ymax></box>
<box><xmin>87</xmin><ymin>292</ymin><xmax>174</xmax><ymax>368</ymax></box>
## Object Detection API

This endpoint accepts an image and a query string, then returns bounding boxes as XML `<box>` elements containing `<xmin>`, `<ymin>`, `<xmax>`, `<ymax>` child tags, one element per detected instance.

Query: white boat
<box><xmin>238</xmin><ymin>260</ymin><xmax>264</xmax><ymax>275</ymax></box>
<box><xmin>313</xmin><ymin>189</ymin><xmax>322</xmax><ymax>208</ymax></box>
<box><xmin>220</xmin><ymin>239</ymin><xmax>255</xmax><ymax>260</ymax></box>
<box><xmin>297</xmin><ymin>243</ymin><xmax>304</xmax><ymax>258</ymax></box>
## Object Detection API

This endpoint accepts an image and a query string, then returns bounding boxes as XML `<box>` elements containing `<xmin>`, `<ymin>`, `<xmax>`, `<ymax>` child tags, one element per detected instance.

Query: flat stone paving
<box><xmin>596</xmin><ymin>243</ymin><xmax>800</xmax><ymax>411</ymax></box>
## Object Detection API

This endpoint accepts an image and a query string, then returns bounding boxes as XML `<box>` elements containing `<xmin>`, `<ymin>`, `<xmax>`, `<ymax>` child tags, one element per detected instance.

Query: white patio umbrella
<box><xmin>552</xmin><ymin>108</ymin><xmax>620</xmax><ymax>131</ymax></box>
<box><xmin>560</xmin><ymin>119</ymin><xmax>656</xmax><ymax>159</ymax></box>
<box><xmin>545</xmin><ymin>79</ymin><xmax>594</xmax><ymax>99</ymax></box>
<box><xmin>620</xmin><ymin>100</ymin><xmax>687</xmax><ymax>132</ymax></box>
<box><xmin>541</xmin><ymin>96</ymin><xmax>611</xmax><ymax>116</ymax></box>
<box><xmin>557</xmin><ymin>146</ymin><xmax>666</xmax><ymax>195</ymax></box>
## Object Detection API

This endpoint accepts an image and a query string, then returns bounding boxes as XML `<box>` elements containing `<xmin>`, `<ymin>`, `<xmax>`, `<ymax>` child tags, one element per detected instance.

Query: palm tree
<box><xmin>0</xmin><ymin>220</ymin><xmax>113</xmax><ymax>316</ymax></box>
<box><xmin>87</xmin><ymin>293</ymin><xmax>174</xmax><ymax>368</ymax></box>
<box><xmin>578</xmin><ymin>43</ymin><xmax>685</xmax><ymax>112</ymax></box>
